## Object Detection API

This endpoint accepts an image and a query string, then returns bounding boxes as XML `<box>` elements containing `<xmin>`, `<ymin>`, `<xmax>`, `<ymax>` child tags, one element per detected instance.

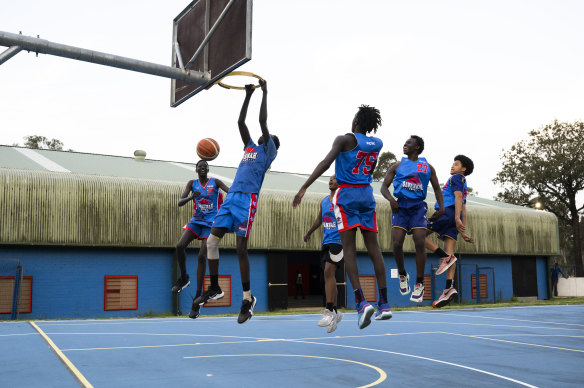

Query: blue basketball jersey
<box><xmin>191</xmin><ymin>177</ymin><xmax>220</xmax><ymax>227</ymax></box>
<box><xmin>393</xmin><ymin>157</ymin><xmax>431</xmax><ymax>202</ymax></box>
<box><xmin>229</xmin><ymin>138</ymin><xmax>278</xmax><ymax>193</ymax></box>
<box><xmin>335</xmin><ymin>133</ymin><xmax>383</xmax><ymax>185</ymax></box>
<box><xmin>321</xmin><ymin>195</ymin><xmax>341</xmax><ymax>245</ymax></box>
<box><xmin>435</xmin><ymin>173</ymin><xmax>467</xmax><ymax>210</ymax></box>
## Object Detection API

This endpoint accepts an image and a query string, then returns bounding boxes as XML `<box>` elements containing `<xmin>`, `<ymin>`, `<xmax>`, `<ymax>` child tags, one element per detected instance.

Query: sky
<box><xmin>1</xmin><ymin>0</ymin><xmax>583</xmax><ymax>199</ymax></box>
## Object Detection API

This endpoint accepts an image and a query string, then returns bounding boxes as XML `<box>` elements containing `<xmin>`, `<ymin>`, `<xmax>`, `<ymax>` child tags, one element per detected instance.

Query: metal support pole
<box><xmin>0</xmin><ymin>45</ymin><xmax>22</xmax><ymax>65</ymax></box>
<box><xmin>185</xmin><ymin>0</ymin><xmax>236</xmax><ymax>69</ymax></box>
<box><xmin>431</xmin><ymin>264</ymin><xmax>436</xmax><ymax>302</ymax></box>
<box><xmin>11</xmin><ymin>264</ymin><xmax>22</xmax><ymax>320</ymax></box>
<box><xmin>476</xmin><ymin>265</ymin><xmax>480</xmax><ymax>304</ymax></box>
<box><xmin>0</xmin><ymin>31</ymin><xmax>210</xmax><ymax>84</ymax></box>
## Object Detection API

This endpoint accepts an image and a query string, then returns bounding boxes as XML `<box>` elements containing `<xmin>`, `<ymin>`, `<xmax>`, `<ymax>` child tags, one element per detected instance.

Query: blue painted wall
<box><xmin>536</xmin><ymin>256</ymin><xmax>549</xmax><ymax>299</ymax></box>
<box><xmin>0</xmin><ymin>246</ymin><xmax>269</xmax><ymax>320</ymax></box>
<box><xmin>177</xmin><ymin>250</ymin><xmax>268</xmax><ymax>316</ymax></box>
<box><xmin>1</xmin><ymin>245</ymin><xmax>548</xmax><ymax>319</ymax></box>
<box><xmin>355</xmin><ymin>253</ymin><xmax>516</xmax><ymax>308</ymax></box>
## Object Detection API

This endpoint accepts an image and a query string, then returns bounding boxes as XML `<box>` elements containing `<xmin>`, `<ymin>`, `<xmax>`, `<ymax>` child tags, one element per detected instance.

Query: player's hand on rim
<box><xmin>259</xmin><ymin>78</ymin><xmax>267</xmax><ymax>92</ymax></box>
<box><xmin>292</xmin><ymin>188</ymin><xmax>306</xmax><ymax>209</ymax></box>
<box><xmin>244</xmin><ymin>84</ymin><xmax>255</xmax><ymax>95</ymax></box>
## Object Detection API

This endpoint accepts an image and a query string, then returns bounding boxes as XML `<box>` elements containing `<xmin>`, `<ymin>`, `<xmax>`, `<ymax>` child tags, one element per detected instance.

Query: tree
<box><xmin>21</xmin><ymin>135</ymin><xmax>69</xmax><ymax>151</ymax></box>
<box><xmin>493</xmin><ymin>120</ymin><xmax>584</xmax><ymax>276</ymax></box>
<box><xmin>372</xmin><ymin>151</ymin><xmax>397</xmax><ymax>181</ymax></box>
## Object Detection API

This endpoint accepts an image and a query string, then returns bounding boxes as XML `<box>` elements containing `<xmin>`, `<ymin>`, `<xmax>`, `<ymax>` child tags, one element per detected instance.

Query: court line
<box><xmin>444</xmin><ymin>332</ymin><xmax>584</xmax><ymax>353</ymax></box>
<box><xmin>289</xmin><ymin>339</ymin><xmax>537</xmax><ymax>387</ymax></box>
<box><xmin>417</xmin><ymin>311</ymin><xmax>584</xmax><ymax>328</ymax></box>
<box><xmin>58</xmin><ymin>332</ymin><xmax>439</xmax><ymax>352</ymax></box>
<box><xmin>29</xmin><ymin>321</ymin><xmax>93</xmax><ymax>388</ymax></box>
<box><xmin>183</xmin><ymin>354</ymin><xmax>386</xmax><ymax>388</ymax></box>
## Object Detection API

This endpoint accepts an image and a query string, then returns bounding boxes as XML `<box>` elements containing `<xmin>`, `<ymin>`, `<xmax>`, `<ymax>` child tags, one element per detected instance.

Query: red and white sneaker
<box><xmin>436</xmin><ymin>255</ymin><xmax>457</xmax><ymax>275</ymax></box>
<box><xmin>432</xmin><ymin>287</ymin><xmax>458</xmax><ymax>308</ymax></box>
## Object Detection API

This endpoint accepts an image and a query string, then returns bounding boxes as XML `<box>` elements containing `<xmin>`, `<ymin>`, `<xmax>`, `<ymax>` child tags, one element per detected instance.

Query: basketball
<box><xmin>196</xmin><ymin>138</ymin><xmax>220</xmax><ymax>161</ymax></box>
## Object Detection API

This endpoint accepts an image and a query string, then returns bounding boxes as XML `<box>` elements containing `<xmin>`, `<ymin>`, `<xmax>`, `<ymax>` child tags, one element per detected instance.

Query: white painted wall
<box><xmin>557</xmin><ymin>278</ymin><xmax>584</xmax><ymax>297</ymax></box>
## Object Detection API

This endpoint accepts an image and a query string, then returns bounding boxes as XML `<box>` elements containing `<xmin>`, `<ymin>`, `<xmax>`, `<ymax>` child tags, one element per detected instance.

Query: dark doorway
<box><xmin>267</xmin><ymin>252</ymin><xmax>288</xmax><ymax>311</ymax></box>
<box><xmin>287</xmin><ymin>251</ymin><xmax>346</xmax><ymax>309</ymax></box>
<box><xmin>511</xmin><ymin>256</ymin><xmax>538</xmax><ymax>297</ymax></box>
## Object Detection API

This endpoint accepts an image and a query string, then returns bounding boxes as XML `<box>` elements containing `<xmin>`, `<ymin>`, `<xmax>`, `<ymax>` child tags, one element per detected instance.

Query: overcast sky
<box><xmin>1</xmin><ymin>0</ymin><xmax>583</xmax><ymax>199</ymax></box>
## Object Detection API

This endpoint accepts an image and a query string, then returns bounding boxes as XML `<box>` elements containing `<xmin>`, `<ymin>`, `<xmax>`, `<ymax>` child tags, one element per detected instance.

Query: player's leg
<box><xmin>172</xmin><ymin>228</ymin><xmax>197</xmax><ymax>293</ymax></box>
<box><xmin>433</xmin><ymin>237</ymin><xmax>458</xmax><ymax>308</ymax></box>
<box><xmin>410</xmin><ymin>228</ymin><xmax>427</xmax><ymax>303</ymax></box>
<box><xmin>196</xmin><ymin>239</ymin><xmax>208</xmax><ymax>298</ymax></box>
<box><xmin>392</xmin><ymin>227</ymin><xmax>410</xmax><ymax>295</ymax></box>
<box><xmin>319</xmin><ymin>259</ymin><xmax>338</xmax><ymax>330</ymax></box>
<box><xmin>361</xmin><ymin>230</ymin><xmax>392</xmax><ymax>320</ymax></box>
<box><xmin>189</xmin><ymin>227</ymin><xmax>226</xmax><ymax>319</ymax></box>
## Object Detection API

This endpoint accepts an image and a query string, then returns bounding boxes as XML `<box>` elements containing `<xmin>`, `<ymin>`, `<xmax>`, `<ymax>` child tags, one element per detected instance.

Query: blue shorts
<box><xmin>183</xmin><ymin>220</ymin><xmax>211</xmax><ymax>240</ymax></box>
<box><xmin>333</xmin><ymin>185</ymin><xmax>377</xmax><ymax>232</ymax></box>
<box><xmin>427</xmin><ymin>206</ymin><xmax>460</xmax><ymax>240</ymax></box>
<box><xmin>212</xmin><ymin>192</ymin><xmax>258</xmax><ymax>238</ymax></box>
<box><xmin>391</xmin><ymin>199</ymin><xmax>428</xmax><ymax>233</ymax></box>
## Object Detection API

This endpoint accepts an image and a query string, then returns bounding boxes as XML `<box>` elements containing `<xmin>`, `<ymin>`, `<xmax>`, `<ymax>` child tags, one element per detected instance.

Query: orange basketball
<box><xmin>196</xmin><ymin>138</ymin><xmax>220</xmax><ymax>161</ymax></box>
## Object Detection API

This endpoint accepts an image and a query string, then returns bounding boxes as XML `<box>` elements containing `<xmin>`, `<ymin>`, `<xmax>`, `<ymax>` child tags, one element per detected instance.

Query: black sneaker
<box><xmin>171</xmin><ymin>274</ymin><xmax>190</xmax><ymax>293</ymax></box>
<box><xmin>193</xmin><ymin>286</ymin><xmax>224</xmax><ymax>306</ymax></box>
<box><xmin>237</xmin><ymin>296</ymin><xmax>257</xmax><ymax>324</ymax></box>
<box><xmin>188</xmin><ymin>299</ymin><xmax>201</xmax><ymax>319</ymax></box>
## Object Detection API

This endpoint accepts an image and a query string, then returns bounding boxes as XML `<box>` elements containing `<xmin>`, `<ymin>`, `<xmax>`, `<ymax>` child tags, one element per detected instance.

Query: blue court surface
<box><xmin>1</xmin><ymin>305</ymin><xmax>583</xmax><ymax>387</ymax></box>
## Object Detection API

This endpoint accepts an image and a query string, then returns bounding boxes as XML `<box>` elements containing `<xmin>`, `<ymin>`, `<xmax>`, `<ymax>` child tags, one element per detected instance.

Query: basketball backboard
<box><xmin>171</xmin><ymin>0</ymin><xmax>252</xmax><ymax>107</ymax></box>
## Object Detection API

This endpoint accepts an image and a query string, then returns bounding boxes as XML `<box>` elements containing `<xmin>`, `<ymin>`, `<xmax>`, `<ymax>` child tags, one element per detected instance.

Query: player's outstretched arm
<box><xmin>258</xmin><ymin>79</ymin><xmax>270</xmax><ymax>145</ymax></box>
<box><xmin>292</xmin><ymin>135</ymin><xmax>347</xmax><ymax>208</ymax></box>
<box><xmin>304</xmin><ymin>207</ymin><xmax>323</xmax><ymax>242</ymax></box>
<box><xmin>428</xmin><ymin>164</ymin><xmax>444</xmax><ymax>221</ymax></box>
<box><xmin>178</xmin><ymin>180</ymin><xmax>197</xmax><ymax>207</ymax></box>
<box><xmin>454</xmin><ymin>190</ymin><xmax>465</xmax><ymax>233</ymax></box>
<box><xmin>380</xmin><ymin>162</ymin><xmax>400</xmax><ymax>212</ymax></box>
<box><xmin>238</xmin><ymin>84</ymin><xmax>255</xmax><ymax>146</ymax></box>
<box><xmin>215</xmin><ymin>178</ymin><xmax>230</xmax><ymax>194</ymax></box>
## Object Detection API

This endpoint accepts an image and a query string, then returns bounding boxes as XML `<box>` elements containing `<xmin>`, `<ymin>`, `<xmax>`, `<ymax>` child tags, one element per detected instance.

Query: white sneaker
<box><xmin>399</xmin><ymin>273</ymin><xmax>410</xmax><ymax>295</ymax></box>
<box><xmin>327</xmin><ymin>310</ymin><xmax>343</xmax><ymax>334</ymax></box>
<box><xmin>318</xmin><ymin>309</ymin><xmax>335</xmax><ymax>327</ymax></box>
<box><xmin>410</xmin><ymin>283</ymin><xmax>425</xmax><ymax>303</ymax></box>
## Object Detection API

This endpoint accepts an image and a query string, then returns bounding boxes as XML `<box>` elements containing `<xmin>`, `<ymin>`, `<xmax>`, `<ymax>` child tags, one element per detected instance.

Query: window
<box><xmin>104</xmin><ymin>276</ymin><xmax>138</xmax><ymax>310</ymax></box>
<box><xmin>359</xmin><ymin>275</ymin><xmax>377</xmax><ymax>302</ymax></box>
<box><xmin>202</xmin><ymin>275</ymin><xmax>231</xmax><ymax>307</ymax></box>
<box><xmin>471</xmin><ymin>274</ymin><xmax>488</xmax><ymax>299</ymax></box>
<box><xmin>0</xmin><ymin>276</ymin><xmax>32</xmax><ymax>314</ymax></box>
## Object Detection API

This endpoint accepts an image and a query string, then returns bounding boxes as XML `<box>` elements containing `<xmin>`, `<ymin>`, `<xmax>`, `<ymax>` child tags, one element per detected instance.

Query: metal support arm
<box><xmin>0</xmin><ymin>31</ymin><xmax>210</xmax><ymax>84</ymax></box>
<box><xmin>0</xmin><ymin>45</ymin><xmax>22</xmax><ymax>65</ymax></box>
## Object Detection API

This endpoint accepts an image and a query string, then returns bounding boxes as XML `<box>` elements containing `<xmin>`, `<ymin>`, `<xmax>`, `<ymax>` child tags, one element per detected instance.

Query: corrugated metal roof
<box><xmin>0</xmin><ymin>145</ymin><xmax>532</xmax><ymax>209</ymax></box>
<box><xmin>0</xmin><ymin>145</ymin><xmax>560</xmax><ymax>255</ymax></box>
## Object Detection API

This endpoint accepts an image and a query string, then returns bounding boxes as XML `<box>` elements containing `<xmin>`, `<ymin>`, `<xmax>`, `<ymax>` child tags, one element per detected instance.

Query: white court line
<box><xmin>14</xmin><ymin>148</ymin><xmax>70</xmax><ymax>172</ymax></box>
<box><xmin>168</xmin><ymin>162</ymin><xmax>233</xmax><ymax>183</ymax></box>
<box><xmin>444</xmin><ymin>331</ymin><xmax>584</xmax><ymax>353</ymax></box>
<box><xmin>413</xmin><ymin>310</ymin><xmax>584</xmax><ymax>328</ymax></box>
<box><xmin>289</xmin><ymin>339</ymin><xmax>538</xmax><ymax>387</ymax></box>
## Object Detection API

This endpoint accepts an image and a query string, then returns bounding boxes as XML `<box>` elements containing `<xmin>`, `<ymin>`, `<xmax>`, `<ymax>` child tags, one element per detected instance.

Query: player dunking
<box><xmin>191</xmin><ymin>79</ymin><xmax>279</xmax><ymax>323</ymax></box>
<box><xmin>172</xmin><ymin>160</ymin><xmax>229</xmax><ymax>315</ymax></box>
<box><xmin>303</xmin><ymin>174</ymin><xmax>344</xmax><ymax>333</ymax></box>
<box><xmin>381</xmin><ymin>135</ymin><xmax>444</xmax><ymax>303</ymax></box>
<box><xmin>294</xmin><ymin>105</ymin><xmax>391</xmax><ymax>330</ymax></box>
<box><xmin>425</xmin><ymin>155</ymin><xmax>474</xmax><ymax>308</ymax></box>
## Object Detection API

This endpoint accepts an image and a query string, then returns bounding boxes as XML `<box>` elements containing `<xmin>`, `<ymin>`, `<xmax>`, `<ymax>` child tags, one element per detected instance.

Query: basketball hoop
<box><xmin>211</xmin><ymin>71</ymin><xmax>264</xmax><ymax>90</ymax></box>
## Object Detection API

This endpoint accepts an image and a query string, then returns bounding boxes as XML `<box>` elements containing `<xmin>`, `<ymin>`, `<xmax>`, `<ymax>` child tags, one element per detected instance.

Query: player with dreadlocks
<box><xmin>293</xmin><ymin>105</ymin><xmax>391</xmax><ymax>330</ymax></box>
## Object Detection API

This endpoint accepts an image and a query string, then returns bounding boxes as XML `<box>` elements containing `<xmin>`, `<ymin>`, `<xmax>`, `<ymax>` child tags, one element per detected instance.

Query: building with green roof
<box><xmin>0</xmin><ymin>145</ymin><xmax>559</xmax><ymax>319</ymax></box>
